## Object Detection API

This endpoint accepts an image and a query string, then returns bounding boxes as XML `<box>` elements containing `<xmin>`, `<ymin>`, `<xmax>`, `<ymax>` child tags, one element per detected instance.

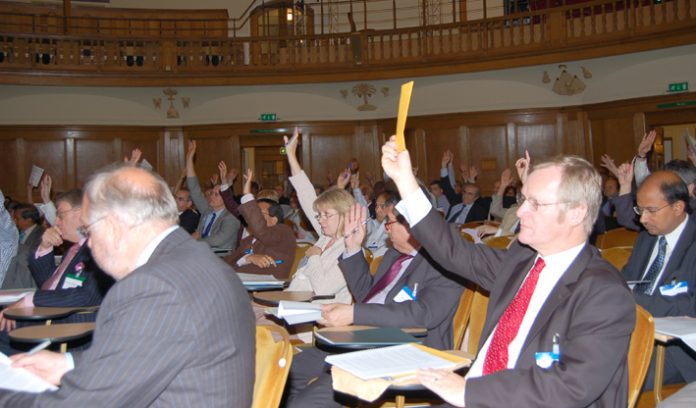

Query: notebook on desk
<box><xmin>315</xmin><ymin>327</ymin><xmax>421</xmax><ymax>347</ymax></box>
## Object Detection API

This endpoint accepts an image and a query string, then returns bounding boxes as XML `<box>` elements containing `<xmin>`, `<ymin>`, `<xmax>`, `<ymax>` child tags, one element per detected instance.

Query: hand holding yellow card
<box><xmin>395</xmin><ymin>81</ymin><xmax>413</xmax><ymax>152</ymax></box>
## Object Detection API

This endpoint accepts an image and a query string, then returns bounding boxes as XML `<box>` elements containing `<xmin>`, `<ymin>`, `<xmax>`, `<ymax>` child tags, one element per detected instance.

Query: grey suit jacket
<box><xmin>1</xmin><ymin>225</ymin><xmax>42</xmax><ymax>289</ymax></box>
<box><xmin>0</xmin><ymin>227</ymin><xmax>256</xmax><ymax>407</ymax></box>
<box><xmin>411</xmin><ymin>209</ymin><xmax>635</xmax><ymax>408</ymax></box>
<box><xmin>339</xmin><ymin>248</ymin><xmax>464</xmax><ymax>350</ymax></box>
<box><xmin>187</xmin><ymin>175</ymin><xmax>241</xmax><ymax>254</ymax></box>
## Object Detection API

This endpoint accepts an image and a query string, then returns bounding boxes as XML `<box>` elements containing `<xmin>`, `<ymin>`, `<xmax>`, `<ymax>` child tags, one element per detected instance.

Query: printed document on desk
<box><xmin>325</xmin><ymin>343</ymin><xmax>463</xmax><ymax>381</ymax></box>
<box><xmin>654</xmin><ymin>316</ymin><xmax>696</xmax><ymax>352</ymax></box>
<box><xmin>270</xmin><ymin>300</ymin><xmax>322</xmax><ymax>325</ymax></box>
<box><xmin>237</xmin><ymin>272</ymin><xmax>284</xmax><ymax>290</ymax></box>
<box><xmin>0</xmin><ymin>352</ymin><xmax>58</xmax><ymax>393</ymax></box>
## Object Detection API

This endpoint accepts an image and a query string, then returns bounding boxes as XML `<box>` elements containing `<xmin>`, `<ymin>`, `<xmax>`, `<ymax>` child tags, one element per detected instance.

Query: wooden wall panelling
<box><xmin>184</xmin><ymin>126</ymin><xmax>239</xmax><ymax>192</ymax></box>
<box><xmin>352</xmin><ymin>124</ymin><xmax>381</xmax><ymax>188</ymax></box>
<box><xmin>515</xmin><ymin>122</ymin><xmax>559</xmax><ymax>165</ymax></box>
<box><xmin>466</xmin><ymin>125</ymin><xmax>507</xmax><ymax>195</ymax></box>
<box><xmin>74</xmin><ymin>138</ymin><xmax>116</xmax><ymax>188</ymax></box>
<box><xmin>306</xmin><ymin>130</ymin><xmax>353</xmax><ymax>188</ymax></box>
<box><xmin>418</xmin><ymin>126</ymin><xmax>463</xmax><ymax>186</ymax></box>
<box><xmin>589</xmin><ymin>116</ymin><xmax>636</xmax><ymax>166</ymax></box>
<box><xmin>163</xmin><ymin>127</ymin><xmax>185</xmax><ymax>188</ymax></box>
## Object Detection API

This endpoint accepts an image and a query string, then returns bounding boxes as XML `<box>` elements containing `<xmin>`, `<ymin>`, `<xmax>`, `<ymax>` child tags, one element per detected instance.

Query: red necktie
<box><xmin>483</xmin><ymin>257</ymin><xmax>546</xmax><ymax>375</ymax></box>
<box><xmin>363</xmin><ymin>254</ymin><xmax>413</xmax><ymax>303</ymax></box>
<box><xmin>41</xmin><ymin>243</ymin><xmax>81</xmax><ymax>290</ymax></box>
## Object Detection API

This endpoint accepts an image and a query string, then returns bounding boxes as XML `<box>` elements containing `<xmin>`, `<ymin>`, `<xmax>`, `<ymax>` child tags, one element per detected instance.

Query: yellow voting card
<box><xmin>395</xmin><ymin>81</ymin><xmax>413</xmax><ymax>152</ymax></box>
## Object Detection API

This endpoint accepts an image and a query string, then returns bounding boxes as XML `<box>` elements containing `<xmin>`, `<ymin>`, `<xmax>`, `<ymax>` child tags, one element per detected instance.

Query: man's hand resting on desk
<box><xmin>0</xmin><ymin>308</ymin><xmax>17</xmax><ymax>332</ymax></box>
<box><xmin>417</xmin><ymin>368</ymin><xmax>466</xmax><ymax>407</ymax></box>
<box><xmin>11</xmin><ymin>350</ymin><xmax>71</xmax><ymax>386</ymax></box>
<box><xmin>319</xmin><ymin>304</ymin><xmax>354</xmax><ymax>327</ymax></box>
<box><xmin>247</xmin><ymin>254</ymin><xmax>277</xmax><ymax>269</ymax></box>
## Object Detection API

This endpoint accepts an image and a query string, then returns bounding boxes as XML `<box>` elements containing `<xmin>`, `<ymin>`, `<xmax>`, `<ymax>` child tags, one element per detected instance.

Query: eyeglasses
<box><xmin>56</xmin><ymin>207</ymin><xmax>80</xmax><ymax>220</ymax></box>
<box><xmin>314</xmin><ymin>212</ymin><xmax>339</xmax><ymax>221</ymax></box>
<box><xmin>384</xmin><ymin>219</ymin><xmax>399</xmax><ymax>231</ymax></box>
<box><xmin>77</xmin><ymin>216</ymin><xmax>106</xmax><ymax>239</ymax></box>
<box><xmin>205</xmin><ymin>191</ymin><xmax>220</xmax><ymax>197</ymax></box>
<box><xmin>633</xmin><ymin>203</ymin><xmax>672</xmax><ymax>216</ymax></box>
<box><xmin>518</xmin><ymin>196</ymin><xmax>570</xmax><ymax>212</ymax></box>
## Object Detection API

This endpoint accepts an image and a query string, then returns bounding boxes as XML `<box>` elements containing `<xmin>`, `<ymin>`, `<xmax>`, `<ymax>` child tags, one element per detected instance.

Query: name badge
<box><xmin>393</xmin><ymin>285</ymin><xmax>416</xmax><ymax>303</ymax></box>
<box><xmin>659</xmin><ymin>281</ymin><xmax>688</xmax><ymax>296</ymax></box>
<box><xmin>62</xmin><ymin>274</ymin><xmax>86</xmax><ymax>289</ymax></box>
<box><xmin>535</xmin><ymin>352</ymin><xmax>560</xmax><ymax>369</ymax></box>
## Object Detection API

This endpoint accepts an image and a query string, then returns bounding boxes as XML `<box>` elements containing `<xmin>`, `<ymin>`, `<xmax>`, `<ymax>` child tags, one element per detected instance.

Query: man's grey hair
<box><xmin>84</xmin><ymin>164</ymin><xmax>178</xmax><ymax>227</ymax></box>
<box><xmin>533</xmin><ymin>156</ymin><xmax>602</xmax><ymax>235</ymax></box>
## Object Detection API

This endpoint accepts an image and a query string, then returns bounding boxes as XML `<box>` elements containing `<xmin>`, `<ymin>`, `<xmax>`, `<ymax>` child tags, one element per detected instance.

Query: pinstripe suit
<box><xmin>0</xmin><ymin>227</ymin><xmax>256</xmax><ymax>407</ymax></box>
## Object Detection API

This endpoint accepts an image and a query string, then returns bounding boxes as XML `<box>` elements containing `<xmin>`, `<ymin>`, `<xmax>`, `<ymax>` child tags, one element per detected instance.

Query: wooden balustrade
<box><xmin>0</xmin><ymin>0</ymin><xmax>694</xmax><ymax>85</ymax></box>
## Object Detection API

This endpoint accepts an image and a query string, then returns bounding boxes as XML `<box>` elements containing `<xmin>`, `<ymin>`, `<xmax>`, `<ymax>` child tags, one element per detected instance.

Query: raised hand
<box><xmin>124</xmin><ymin>148</ymin><xmax>142</xmax><ymax>166</ymax></box>
<box><xmin>515</xmin><ymin>150</ymin><xmax>531</xmax><ymax>184</ymax></box>
<box><xmin>186</xmin><ymin>140</ymin><xmax>197</xmax><ymax>163</ymax></box>
<box><xmin>441</xmin><ymin>150</ymin><xmax>453</xmax><ymax>168</ymax></box>
<box><xmin>336</xmin><ymin>169</ymin><xmax>351</xmax><ymax>189</ymax></box>
<box><xmin>499</xmin><ymin>168</ymin><xmax>513</xmax><ymax>189</ymax></box>
<box><xmin>209</xmin><ymin>173</ymin><xmax>220</xmax><ymax>187</ymax></box>
<box><xmin>637</xmin><ymin>130</ymin><xmax>657</xmax><ymax>158</ymax></box>
<box><xmin>40</xmin><ymin>174</ymin><xmax>52</xmax><ymax>204</ymax></box>
<box><xmin>243</xmin><ymin>168</ymin><xmax>254</xmax><ymax>195</ymax></box>
<box><xmin>600</xmin><ymin>154</ymin><xmax>620</xmax><ymax>179</ymax></box>
<box><xmin>468</xmin><ymin>166</ymin><xmax>478</xmax><ymax>181</ymax></box>
<box><xmin>381</xmin><ymin>136</ymin><xmax>419</xmax><ymax>198</ymax></box>
<box><xmin>283</xmin><ymin>127</ymin><xmax>300</xmax><ymax>159</ymax></box>
<box><xmin>459</xmin><ymin>164</ymin><xmax>470</xmax><ymax>181</ymax></box>
<box><xmin>617</xmin><ymin>162</ymin><xmax>634</xmax><ymax>195</ymax></box>
<box><xmin>343</xmin><ymin>203</ymin><xmax>367</xmax><ymax>252</ymax></box>
<box><xmin>350</xmin><ymin>172</ymin><xmax>360</xmax><ymax>190</ymax></box>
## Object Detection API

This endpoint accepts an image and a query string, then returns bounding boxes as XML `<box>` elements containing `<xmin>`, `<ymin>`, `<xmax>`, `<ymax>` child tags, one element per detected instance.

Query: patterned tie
<box><xmin>41</xmin><ymin>243</ymin><xmax>81</xmax><ymax>290</ymax></box>
<box><xmin>363</xmin><ymin>254</ymin><xmax>413</xmax><ymax>303</ymax></box>
<box><xmin>634</xmin><ymin>236</ymin><xmax>667</xmax><ymax>295</ymax></box>
<box><xmin>202</xmin><ymin>212</ymin><xmax>217</xmax><ymax>238</ymax></box>
<box><xmin>483</xmin><ymin>257</ymin><xmax>546</xmax><ymax>375</ymax></box>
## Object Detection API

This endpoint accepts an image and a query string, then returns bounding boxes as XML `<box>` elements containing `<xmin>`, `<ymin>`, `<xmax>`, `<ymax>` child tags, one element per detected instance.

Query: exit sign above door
<box><xmin>667</xmin><ymin>82</ymin><xmax>689</xmax><ymax>93</ymax></box>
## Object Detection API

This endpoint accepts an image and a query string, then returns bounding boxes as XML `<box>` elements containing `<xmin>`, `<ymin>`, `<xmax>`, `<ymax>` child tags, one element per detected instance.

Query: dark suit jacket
<box><xmin>26</xmin><ymin>243</ymin><xmax>112</xmax><ymax>324</ymax></box>
<box><xmin>411</xmin><ymin>209</ymin><xmax>635</xmax><ymax>408</ymax></box>
<box><xmin>339</xmin><ymin>248</ymin><xmax>464</xmax><ymax>350</ymax></box>
<box><xmin>224</xmin><ymin>199</ymin><xmax>296</xmax><ymax>279</ymax></box>
<box><xmin>1</xmin><ymin>224</ymin><xmax>43</xmax><ymax>289</ymax></box>
<box><xmin>0</xmin><ymin>228</ymin><xmax>255</xmax><ymax>407</ymax></box>
<box><xmin>178</xmin><ymin>208</ymin><xmax>200</xmax><ymax>234</ymax></box>
<box><xmin>621</xmin><ymin>216</ymin><xmax>696</xmax><ymax>383</ymax></box>
<box><xmin>445</xmin><ymin>198</ymin><xmax>490</xmax><ymax>224</ymax></box>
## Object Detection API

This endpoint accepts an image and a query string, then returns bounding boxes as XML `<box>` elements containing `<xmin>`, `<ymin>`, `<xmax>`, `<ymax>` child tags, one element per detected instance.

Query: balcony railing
<box><xmin>0</xmin><ymin>0</ymin><xmax>694</xmax><ymax>85</ymax></box>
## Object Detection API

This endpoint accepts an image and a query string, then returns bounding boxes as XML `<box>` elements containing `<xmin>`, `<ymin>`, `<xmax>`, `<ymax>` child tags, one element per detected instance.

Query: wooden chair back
<box><xmin>484</xmin><ymin>235</ymin><xmax>513</xmax><ymax>249</ymax></box>
<box><xmin>601</xmin><ymin>246</ymin><xmax>633</xmax><ymax>270</ymax></box>
<box><xmin>253</xmin><ymin>325</ymin><xmax>293</xmax><ymax>408</ymax></box>
<box><xmin>596</xmin><ymin>228</ymin><xmax>639</xmax><ymax>250</ymax></box>
<box><xmin>627</xmin><ymin>305</ymin><xmax>654</xmax><ymax>408</ymax></box>
<box><xmin>289</xmin><ymin>243</ymin><xmax>312</xmax><ymax>279</ymax></box>
<box><xmin>452</xmin><ymin>285</ymin><xmax>476</xmax><ymax>350</ymax></box>
<box><xmin>369</xmin><ymin>256</ymin><xmax>384</xmax><ymax>277</ymax></box>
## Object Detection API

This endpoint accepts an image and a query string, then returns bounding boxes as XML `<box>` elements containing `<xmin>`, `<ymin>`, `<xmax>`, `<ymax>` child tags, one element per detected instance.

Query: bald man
<box><xmin>622</xmin><ymin>170</ymin><xmax>696</xmax><ymax>387</ymax></box>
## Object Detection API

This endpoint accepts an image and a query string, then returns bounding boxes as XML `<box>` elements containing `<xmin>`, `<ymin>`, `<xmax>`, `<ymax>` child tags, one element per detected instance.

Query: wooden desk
<box><xmin>10</xmin><ymin>323</ymin><xmax>96</xmax><ymax>353</ymax></box>
<box><xmin>252</xmin><ymin>291</ymin><xmax>335</xmax><ymax>306</ymax></box>
<box><xmin>654</xmin><ymin>331</ymin><xmax>676</xmax><ymax>404</ymax></box>
<box><xmin>3</xmin><ymin>306</ymin><xmax>98</xmax><ymax>324</ymax></box>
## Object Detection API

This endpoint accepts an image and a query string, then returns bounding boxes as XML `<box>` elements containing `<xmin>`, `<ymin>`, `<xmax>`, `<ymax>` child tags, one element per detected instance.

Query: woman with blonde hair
<box><xmin>283</xmin><ymin>128</ymin><xmax>355</xmax><ymax>305</ymax></box>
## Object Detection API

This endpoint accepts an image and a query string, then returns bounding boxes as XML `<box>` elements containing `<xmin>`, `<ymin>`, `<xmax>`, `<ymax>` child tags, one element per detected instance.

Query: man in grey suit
<box><xmin>186</xmin><ymin>140</ymin><xmax>241</xmax><ymax>255</ymax></box>
<box><xmin>2</xmin><ymin>203</ymin><xmax>43</xmax><ymax>289</ymax></box>
<box><xmin>382</xmin><ymin>138</ymin><xmax>635</xmax><ymax>408</ymax></box>
<box><xmin>1</xmin><ymin>165</ymin><xmax>255</xmax><ymax>407</ymax></box>
<box><xmin>286</xmin><ymin>201</ymin><xmax>465</xmax><ymax>407</ymax></box>
<box><xmin>622</xmin><ymin>170</ymin><xmax>696</xmax><ymax>386</ymax></box>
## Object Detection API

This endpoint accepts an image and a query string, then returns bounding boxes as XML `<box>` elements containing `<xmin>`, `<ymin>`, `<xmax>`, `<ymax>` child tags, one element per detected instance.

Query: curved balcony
<box><xmin>0</xmin><ymin>0</ymin><xmax>694</xmax><ymax>86</ymax></box>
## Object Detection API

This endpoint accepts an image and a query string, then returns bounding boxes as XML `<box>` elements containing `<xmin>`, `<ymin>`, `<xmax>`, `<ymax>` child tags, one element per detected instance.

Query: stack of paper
<box><xmin>266</xmin><ymin>301</ymin><xmax>322</xmax><ymax>325</ymax></box>
<box><xmin>325</xmin><ymin>343</ymin><xmax>459</xmax><ymax>381</ymax></box>
<box><xmin>237</xmin><ymin>273</ymin><xmax>284</xmax><ymax>291</ymax></box>
<box><xmin>654</xmin><ymin>316</ymin><xmax>696</xmax><ymax>352</ymax></box>
<box><xmin>0</xmin><ymin>352</ymin><xmax>58</xmax><ymax>393</ymax></box>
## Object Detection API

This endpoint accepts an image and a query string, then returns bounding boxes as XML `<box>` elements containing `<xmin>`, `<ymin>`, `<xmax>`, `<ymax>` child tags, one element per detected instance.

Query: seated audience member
<box><xmin>2</xmin><ymin>203</ymin><xmax>44</xmax><ymax>289</ymax></box>
<box><xmin>429</xmin><ymin>179</ymin><xmax>450</xmax><ymax>215</ymax></box>
<box><xmin>286</xmin><ymin>192</ymin><xmax>318</xmax><ymax>244</ymax></box>
<box><xmin>0</xmin><ymin>165</ymin><xmax>254</xmax><ymax>406</ymax></box>
<box><xmin>31</xmin><ymin>175</ymin><xmax>57</xmax><ymax>226</ymax></box>
<box><xmin>285</xmin><ymin>203</ymin><xmax>465</xmax><ymax>407</ymax></box>
<box><xmin>0</xmin><ymin>189</ymin><xmax>113</xmax><ymax>355</ymax></box>
<box><xmin>185</xmin><ymin>140</ymin><xmax>241</xmax><ymax>254</ymax></box>
<box><xmin>174</xmin><ymin>187</ymin><xmax>200</xmax><ymax>234</ymax></box>
<box><xmin>284</xmin><ymin>128</ymin><xmax>354</xmax><ymax>304</ymax></box>
<box><xmin>0</xmin><ymin>190</ymin><xmax>19</xmax><ymax>287</ymax></box>
<box><xmin>382</xmin><ymin>138</ymin><xmax>635</xmax><ymax>407</ymax></box>
<box><xmin>351</xmin><ymin>174</ymin><xmax>394</xmax><ymax>257</ymax></box>
<box><xmin>621</xmin><ymin>170</ymin><xmax>696</xmax><ymax>386</ymax></box>
<box><xmin>223</xmin><ymin>169</ymin><xmax>296</xmax><ymax>279</ymax></box>
<box><xmin>445</xmin><ymin>181</ymin><xmax>490</xmax><ymax>225</ymax></box>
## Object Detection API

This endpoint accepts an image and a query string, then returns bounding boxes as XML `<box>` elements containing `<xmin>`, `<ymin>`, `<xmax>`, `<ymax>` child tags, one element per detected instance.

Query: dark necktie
<box><xmin>363</xmin><ymin>254</ymin><xmax>413</xmax><ymax>303</ymax></box>
<box><xmin>483</xmin><ymin>257</ymin><xmax>545</xmax><ymax>375</ymax></box>
<box><xmin>202</xmin><ymin>212</ymin><xmax>217</xmax><ymax>238</ymax></box>
<box><xmin>634</xmin><ymin>236</ymin><xmax>667</xmax><ymax>295</ymax></box>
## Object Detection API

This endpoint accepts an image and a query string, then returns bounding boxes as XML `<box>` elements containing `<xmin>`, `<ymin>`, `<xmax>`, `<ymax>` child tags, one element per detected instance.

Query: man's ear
<box><xmin>567</xmin><ymin>203</ymin><xmax>588</xmax><ymax>228</ymax></box>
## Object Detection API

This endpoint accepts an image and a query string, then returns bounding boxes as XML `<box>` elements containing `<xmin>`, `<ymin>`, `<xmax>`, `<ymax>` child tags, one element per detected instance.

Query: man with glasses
<box><xmin>622</xmin><ymin>170</ymin><xmax>696</xmax><ymax>387</ymax></box>
<box><xmin>0</xmin><ymin>189</ymin><xmax>112</xmax><ymax>355</ymax></box>
<box><xmin>174</xmin><ymin>188</ymin><xmax>199</xmax><ymax>234</ymax></box>
<box><xmin>382</xmin><ymin>137</ymin><xmax>634</xmax><ymax>407</ymax></box>
<box><xmin>445</xmin><ymin>183</ymin><xmax>490</xmax><ymax>225</ymax></box>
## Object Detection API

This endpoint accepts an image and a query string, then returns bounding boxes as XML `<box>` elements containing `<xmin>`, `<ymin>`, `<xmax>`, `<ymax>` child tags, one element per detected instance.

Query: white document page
<box><xmin>28</xmin><ymin>166</ymin><xmax>44</xmax><ymax>188</ymax></box>
<box><xmin>0</xmin><ymin>352</ymin><xmax>58</xmax><ymax>393</ymax></box>
<box><xmin>237</xmin><ymin>273</ymin><xmax>281</xmax><ymax>283</ymax></box>
<box><xmin>325</xmin><ymin>343</ymin><xmax>457</xmax><ymax>380</ymax></box>
<box><xmin>0</xmin><ymin>290</ymin><xmax>33</xmax><ymax>305</ymax></box>
<box><xmin>277</xmin><ymin>301</ymin><xmax>322</xmax><ymax>325</ymax></box>
<box><xmin>654</xmin><ymin>316</ymin><xmax>696</xmax><ymax>352</ymax></box>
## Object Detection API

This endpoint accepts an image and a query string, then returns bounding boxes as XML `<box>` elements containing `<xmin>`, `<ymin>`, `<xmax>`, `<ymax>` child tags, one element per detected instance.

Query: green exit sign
<box><xmin>667</xmin><ymin>82</ymin><xmax>689</xmax><ymax>93</ymax></box>
<box><xmin>259</xmin><ymin>113</ymin><xmax>277</xmax><ymax>122</ymax></box>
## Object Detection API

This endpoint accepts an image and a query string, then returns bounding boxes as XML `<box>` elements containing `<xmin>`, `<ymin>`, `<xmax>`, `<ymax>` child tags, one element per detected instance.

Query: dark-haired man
<box><xmin>223</xmin><ymin>169</ymin><xmax>295</xmax><ymax>279</ymax></box>
<box><xmin>622</xmin><ymin>170</ymin><xmax>696</xmax><ymax>386</ymax></box>
<box><xmin>2</xmin><ymin>203</ymin><xmax>44</xmax><ymax>289</ymax></box>
<box><xmin>174</xmin><ymin>188</ymin><xmax>200</xmax><ymax>234</ymax></box>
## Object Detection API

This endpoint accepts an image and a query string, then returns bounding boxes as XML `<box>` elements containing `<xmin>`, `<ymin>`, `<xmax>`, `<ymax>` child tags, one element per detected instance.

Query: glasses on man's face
<box><xmin>56</xmin><ymin>207</ymin><xmax>80</xmax><ymax>220</ymax></box>
<box><xmin>384</xmin><ymin>219</ymin><xmax>399</xmax><ymax>231</ymax></box>
<box><xmin>633</xmin><ymin>203</ymin><xmax>672</xmax><ymax>216</ymax></box>
<box><xmin>314</xmin><ymin>212</ymin><xmax>339</xmax><ymax>221</ymax></box>
<box><xmin>518</xmin><ymin>195</ymin><xmax>569</xmax><ymax>212</ymax></box>
<box><xmin>77</xmin><ymin>216</ymin><xmax>106</xmax><ymax>239</ymax></box>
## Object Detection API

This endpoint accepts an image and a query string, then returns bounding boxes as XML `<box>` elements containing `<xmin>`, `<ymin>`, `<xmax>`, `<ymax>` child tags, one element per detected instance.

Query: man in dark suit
<box><xmin>285</xmin><ymin>202</ymin><xmax>465</xmax><ymax>407</ymax></box>
<box><xmin>0</xmin><ymin>165</ymin><xmax>255</xmax><ymax>406</ymax></box>
<box><xmin>223</xmin><ymin>169</ymin><xmax>296</xmax><ymax>279</ymax></box>
<box><xmin>2</xmin><ymin>203</ymin><xmax>43</xmax><ymax>289</ymax></box>
<box><xmin>174</xmin><ymin>187</ymin><xmax>200</xmax><ymax>234</ymax></box>
<box><xmin>382</xmin><ymin>138</ymin><xmax>635</xmax><ymax>408</ymax></box>
<box><xmin>621</xmin><ymin>170</ymin><xmax>696</xmax><ymax>386</ymax></box>
<box><xmin>444</xmin><ymin>182</ymin><xmax>491</xmax><ymax>225</ymax></box>
<box><xmin>0</xmin><ymin>190</ymin><xmax>111</xmax><ymax>355</ymax></box>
